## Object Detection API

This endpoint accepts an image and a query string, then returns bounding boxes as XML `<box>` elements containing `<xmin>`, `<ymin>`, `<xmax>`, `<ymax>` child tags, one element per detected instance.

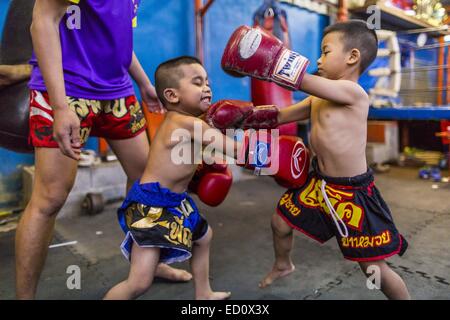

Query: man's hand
<box><xmin>53</xmin><ymin>108</ymin><xmax>82</xmax><ymax>160</ymax></box>
<box><xmin>140</xmin><ymin>83</ymin><xmax>165</xmax><ymax>114</ymax></box>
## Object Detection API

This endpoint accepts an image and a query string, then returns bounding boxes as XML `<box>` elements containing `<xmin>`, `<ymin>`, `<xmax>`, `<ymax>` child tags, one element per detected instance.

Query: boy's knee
<box><xmin>130</xmin><ymin>279</ymin><xmax>153</xmax><ymax>297</ymax></box>
<box><xmin>358</xmin><ymin>260</ymin><xmax>387</xmax><ymax>276</ymax></box>
<box><xmin>194</xmin><ymin>226</ymin><xmax>213</xmax><ymax>247</ymax></box>
<box><xmin>271</xmin><ymin>214</ymin><xmax>292</xmax><ymax>237</ymax></box>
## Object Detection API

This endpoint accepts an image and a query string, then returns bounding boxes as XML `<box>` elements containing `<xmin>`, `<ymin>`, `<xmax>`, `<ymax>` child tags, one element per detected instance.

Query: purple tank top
<box><xmin>29</xmin><ymin>0</ymin><xmax>140</xmax><ymax>100</ymax></box>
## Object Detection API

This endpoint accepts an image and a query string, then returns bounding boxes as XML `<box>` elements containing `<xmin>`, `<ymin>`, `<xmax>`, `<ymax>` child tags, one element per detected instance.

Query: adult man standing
<box><xmin>16</xmin><ymin>0</ymin><xmax>191</xmax><ymax>299</ymax></box>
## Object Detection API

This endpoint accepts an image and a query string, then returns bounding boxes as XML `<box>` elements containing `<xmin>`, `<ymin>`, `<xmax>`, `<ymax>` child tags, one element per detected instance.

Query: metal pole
<box><xmin>337</xmin><ymin>0</ymin><xmax>348</xmax><ymax>22</ymax></box>
<box><xmin>397</xmin><ymin>25</ymin><xmax>449</xmax><ymax>35</ymax></box>
<box><xmin>200</xmin><ymin>0</ymin><xmax>215</xmax><ymax>17</ymax></box>
<box><xmin>195</xmin><ymin>0</ymin><xmax>216</xmax><ymax>63</ymax></box>
<box><xmin>438</xmin><ymin>36</ymin><xmax>445</xmax><ymax>105</ymax></box>
<box><xmin>195</xmin><ymin>0</ymin><xmax>204</xmax><ymax>62</ymax></box>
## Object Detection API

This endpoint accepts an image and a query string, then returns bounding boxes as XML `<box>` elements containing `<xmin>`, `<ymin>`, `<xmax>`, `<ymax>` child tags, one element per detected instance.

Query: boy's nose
<box><xmin>203</xmin><ymin>88</ymin><xmax>212</xmax><ymax>97</ymax></box>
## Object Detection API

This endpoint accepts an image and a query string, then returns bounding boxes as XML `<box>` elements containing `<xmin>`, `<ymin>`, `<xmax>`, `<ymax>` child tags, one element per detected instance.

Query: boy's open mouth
<box><xmin>201</xmin><ymin>96</ymin><xmax>211</xmax><ymax>103</ymax></box>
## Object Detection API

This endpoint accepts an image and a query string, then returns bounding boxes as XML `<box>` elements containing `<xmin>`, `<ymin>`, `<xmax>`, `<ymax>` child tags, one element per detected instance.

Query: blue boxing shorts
<box><xmin>277</xmin><ymin>158</ymin><xmax>408</xmax><ymax>262</ymax></box>
<box><xmin>118</xmin><ymin>181</ymin><xmax>208</xmax><ymax>264</ymax></box>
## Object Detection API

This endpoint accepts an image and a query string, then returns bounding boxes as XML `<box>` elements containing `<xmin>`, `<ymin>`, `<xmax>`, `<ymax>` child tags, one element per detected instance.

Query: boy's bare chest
<box><xmin>310</xmin><ymin>98</ymin><xmax>348</xmax><ymax>127</ymax></box>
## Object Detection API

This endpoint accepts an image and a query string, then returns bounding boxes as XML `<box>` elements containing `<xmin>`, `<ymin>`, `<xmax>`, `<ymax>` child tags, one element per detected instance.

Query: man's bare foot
<box><xmin>196</xmin><ymin>291</ymin><xmax>231</xmax><ymax>300</ymax></box>
<box><xmin>154</xmin><ymin>263</ymin><xmax>192</xmax><ymax>282</ymax></box>
<box><xmin>259</xmin><ymin>263</ymin><xmax>295</xmax><ymax>288</ymax></box>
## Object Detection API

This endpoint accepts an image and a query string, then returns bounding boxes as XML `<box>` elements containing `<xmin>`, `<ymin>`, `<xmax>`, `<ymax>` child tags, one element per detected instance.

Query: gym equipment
<box><xmin>251</xmin><ymin>0</ymin><xmax>297</xmax><ymax>136</ymax></box>
<box><xmin>0</xmin><ymin>0</ymin><xmax>35</xmax><ymax>153</ymax></box>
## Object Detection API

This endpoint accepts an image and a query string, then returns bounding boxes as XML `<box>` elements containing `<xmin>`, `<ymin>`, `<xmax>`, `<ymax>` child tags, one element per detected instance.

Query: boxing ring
<box><xmin>365</xmin><ymin>26</ymin><xmax>450</xmax><ymax>150</ymax></box>
<box><xmin>369</xmin><ymin>106</ymin><xmax>450</xmax><ymax>119</ymax></box>
<box><xmin>368</xmin><ymin>27</ymin><xmax>450</xmax><ymax>120</ymax></box>
<box><xmin>363</xmin><ymin>24</ymin><xmax>450</xmax><ymax>176</ymax></box>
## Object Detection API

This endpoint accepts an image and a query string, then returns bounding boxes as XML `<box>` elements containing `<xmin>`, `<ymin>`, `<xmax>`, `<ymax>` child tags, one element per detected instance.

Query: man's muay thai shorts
<box><xmin>29</xmin><ymin>90</ymin><xmax>147</xmax><ymax>147</ymax></box>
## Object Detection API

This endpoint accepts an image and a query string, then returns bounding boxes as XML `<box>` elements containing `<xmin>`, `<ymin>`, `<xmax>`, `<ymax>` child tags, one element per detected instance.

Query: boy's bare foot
<box><xmin>259</xmin><ymin>263</ymin><xmax>295</xmax><ymax>288</ymax></box>
<box><xmin>155</xmin><ymin>263</ymin><xmax>193</xmax><ymax>282</ymax></box>
<box><xmin>197</xmin><ymin>291</ymin><xmax>232</xmax><ymax>300</ymax></box>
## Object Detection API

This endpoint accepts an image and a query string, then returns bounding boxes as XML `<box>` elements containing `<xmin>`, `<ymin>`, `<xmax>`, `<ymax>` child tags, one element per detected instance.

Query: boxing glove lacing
<box><xmin>320</xmin><ymin>180</ymin><xmax>349</xmax><ymax>238</ymax></box>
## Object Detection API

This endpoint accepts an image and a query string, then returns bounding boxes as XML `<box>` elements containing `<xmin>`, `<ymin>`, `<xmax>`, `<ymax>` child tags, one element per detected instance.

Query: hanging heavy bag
<box><xmin>251</xmin><ymin>0</ymin><xmax>297</xmax><ymax>136</ymax></box>
<box><xmin>0</xmin><ymin>0</ymin><xmax>35</xmax><ymax>153</ymax></box>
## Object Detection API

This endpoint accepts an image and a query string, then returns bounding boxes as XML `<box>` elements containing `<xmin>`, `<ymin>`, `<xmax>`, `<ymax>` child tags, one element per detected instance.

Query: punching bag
<box><xmin>0</xmin><ymin>0</ymin><xmax>35</xmax><ymax>153</ymax></box>
<box><xmin>252</xmin><ymin>0</ymin><xmax>297</xmax><ymax>136</ymax></box>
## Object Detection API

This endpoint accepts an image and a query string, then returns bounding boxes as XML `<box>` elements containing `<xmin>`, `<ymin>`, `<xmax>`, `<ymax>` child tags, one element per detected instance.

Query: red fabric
<box><xmin>29</xmin><ymin>90</ymin><xmax>147</xmax><ymax>148</ymax></box>
<box><xmin>440</xmin><ymin>120</ymin><xmax>450</xmax><ymax>145</ymax></box>
<box><xmin>252</xmin><ymin>12</ymin><xmax>297</xmax><ymax>136</ymax></box>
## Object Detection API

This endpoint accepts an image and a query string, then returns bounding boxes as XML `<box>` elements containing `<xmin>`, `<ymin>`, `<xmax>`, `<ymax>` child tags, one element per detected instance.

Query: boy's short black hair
<box><xmin>154</xmin><ymin>56</ymin><xmax>203</xmax><ymax>106</ymax></box>
<box><xmin>323</xmin><ymin>20</ymin><xmax>378</xmax><ymax>74</ymax></box>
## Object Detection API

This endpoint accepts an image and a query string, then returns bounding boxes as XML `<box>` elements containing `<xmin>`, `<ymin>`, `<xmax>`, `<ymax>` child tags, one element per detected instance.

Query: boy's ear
<box><xmin>347</xmin><ymin>48</ymin><xmax>361</xmax><ymax>67</ymax></box>
<box><xmin>163</xmin><ymin>88</ymin><xmax>179</xmax><ymax>104</ymax></box>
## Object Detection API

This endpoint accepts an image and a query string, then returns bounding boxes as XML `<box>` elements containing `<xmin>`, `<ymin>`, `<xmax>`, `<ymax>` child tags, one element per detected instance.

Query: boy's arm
<box><xmin>181</xmin><ymin>117</ymin><xmax>241</xmax><ymax>161</ymax></box>
<box><xmin>129</xmin><ymin>52</ymin><xmax>165</xmax><ymax>113</ymax></box>
<box><xmin>31</xmin><ymin>0</ymin><xmax>82</xmax><ymax>160</ymax></box>
<box><xmin>300</xmin><ymin>74</ymin><xmax>367</xmax><ymax>106</ymax></box>
<box><xmin>200</xmin><ymin>120</ymin><xmax>241</xmax><ymax>161</ymax></box>
<box><xmin>221</xmin><ymin>26</ymin><xmax>367</xmax><ymax>106</ymax></box>
<box><xmin>277</xmin><ymin>96</ymin><xmax>311</xmax><ymax>125</ymax></box>
<box><xmin>185</xmin><ymin>116</ymin><xmax>309</xmax><ymax>187</ymax></box>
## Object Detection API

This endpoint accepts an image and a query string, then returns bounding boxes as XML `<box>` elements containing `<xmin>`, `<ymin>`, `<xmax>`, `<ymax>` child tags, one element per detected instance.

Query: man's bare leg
<box><xmin>359</xmin><ymin>260</ymin><xmax>410</xmax><ymax>300</ymax></box>
<box><xmin>15</xmin><ymin>148</ymin><xmax>78</xmax><ymax>299</ymax></box>
<box><xmin>108</xmin><ymin>132</ymin><xmax>192</xmax><ymax>282</ymax></box>
<box><xmin>190</xmin><ymin>227</ymin><xmax>231</xmax><ymax>300</ymax></box>
<box><xmin>259</xmin><ymin>214</ymin><xmax>296</xmax><ymax>288</ymax></box>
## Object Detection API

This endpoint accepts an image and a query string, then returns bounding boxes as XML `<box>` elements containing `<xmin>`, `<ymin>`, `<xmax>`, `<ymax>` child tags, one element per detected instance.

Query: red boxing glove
<box><xmin>236</xmin><ymin>131</ymin><xmax>309</xmax><ymax>188</ymax></box>
<box><xmin>222</xmin><ymin>25</ymin><xmax>310</xmax><ymax>91</ymax></box>
<box><xmin>189</xmin><ymin>162</ymin><xmax>233</xmax><ymax>207</ymax></box>
<box><xmin>236</xmin><ymin>129</ymin><xmax>274</xmax><ymax>174</ymax></box>
<box><xmin>272</xmin><ymin>135</ymin><xmax>310</xmax><ymax>189</ymax></box>
<box><xmin>206</xmin><ymin>100</ymin><xmax>279</xmax><ymax>130</ymax></box>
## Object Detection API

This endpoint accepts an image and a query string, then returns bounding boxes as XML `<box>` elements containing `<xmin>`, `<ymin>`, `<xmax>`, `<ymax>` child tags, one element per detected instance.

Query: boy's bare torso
<box><xmin>309</xmin><ymin>96</ymin><xmax>368</xmax><ymax>177</ymax></box>
<box><xmin>141</xmin><ymin>112</ymin><xmax>200</xmax><ymax>193</ymax></box>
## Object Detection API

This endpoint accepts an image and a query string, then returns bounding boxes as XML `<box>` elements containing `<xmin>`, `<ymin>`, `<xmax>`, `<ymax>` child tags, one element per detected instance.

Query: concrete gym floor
<box><xmin>0</xmin><ymin>166</ymin><xmax>449</xmax><ymax>300</ymax></box>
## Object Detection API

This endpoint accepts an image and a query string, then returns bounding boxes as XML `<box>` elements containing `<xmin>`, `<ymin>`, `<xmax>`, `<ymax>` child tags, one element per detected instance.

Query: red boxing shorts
<box><xmin>29</xmin><ymin>90</ymin><xmax>147</xmax><ymax>148</ymax></box>
<box><xmin>277</xmin><ymin>157</ymin><xmax>408</xmax><ymax>262</ymax></box>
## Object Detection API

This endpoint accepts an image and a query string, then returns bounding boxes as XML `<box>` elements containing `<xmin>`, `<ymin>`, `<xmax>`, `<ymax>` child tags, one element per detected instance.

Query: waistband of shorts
<box><xmin>125</xmin><ymin>181</ymin><xmax>189</xmax><ymax>208</ymax></box>
<box><xmin>312</xmin><ymin>157</ymin><xmax>374</xmax><ymax>187</ymax></box>
<box><xmin>29</xmin><ymin>89</ymin><xmax>136</xmax><ymax>101</ymax></box>
<box><xmin>117</xmin><ymin>181</ymin><xmax>192</xmax><ymax>233</ymax></box>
